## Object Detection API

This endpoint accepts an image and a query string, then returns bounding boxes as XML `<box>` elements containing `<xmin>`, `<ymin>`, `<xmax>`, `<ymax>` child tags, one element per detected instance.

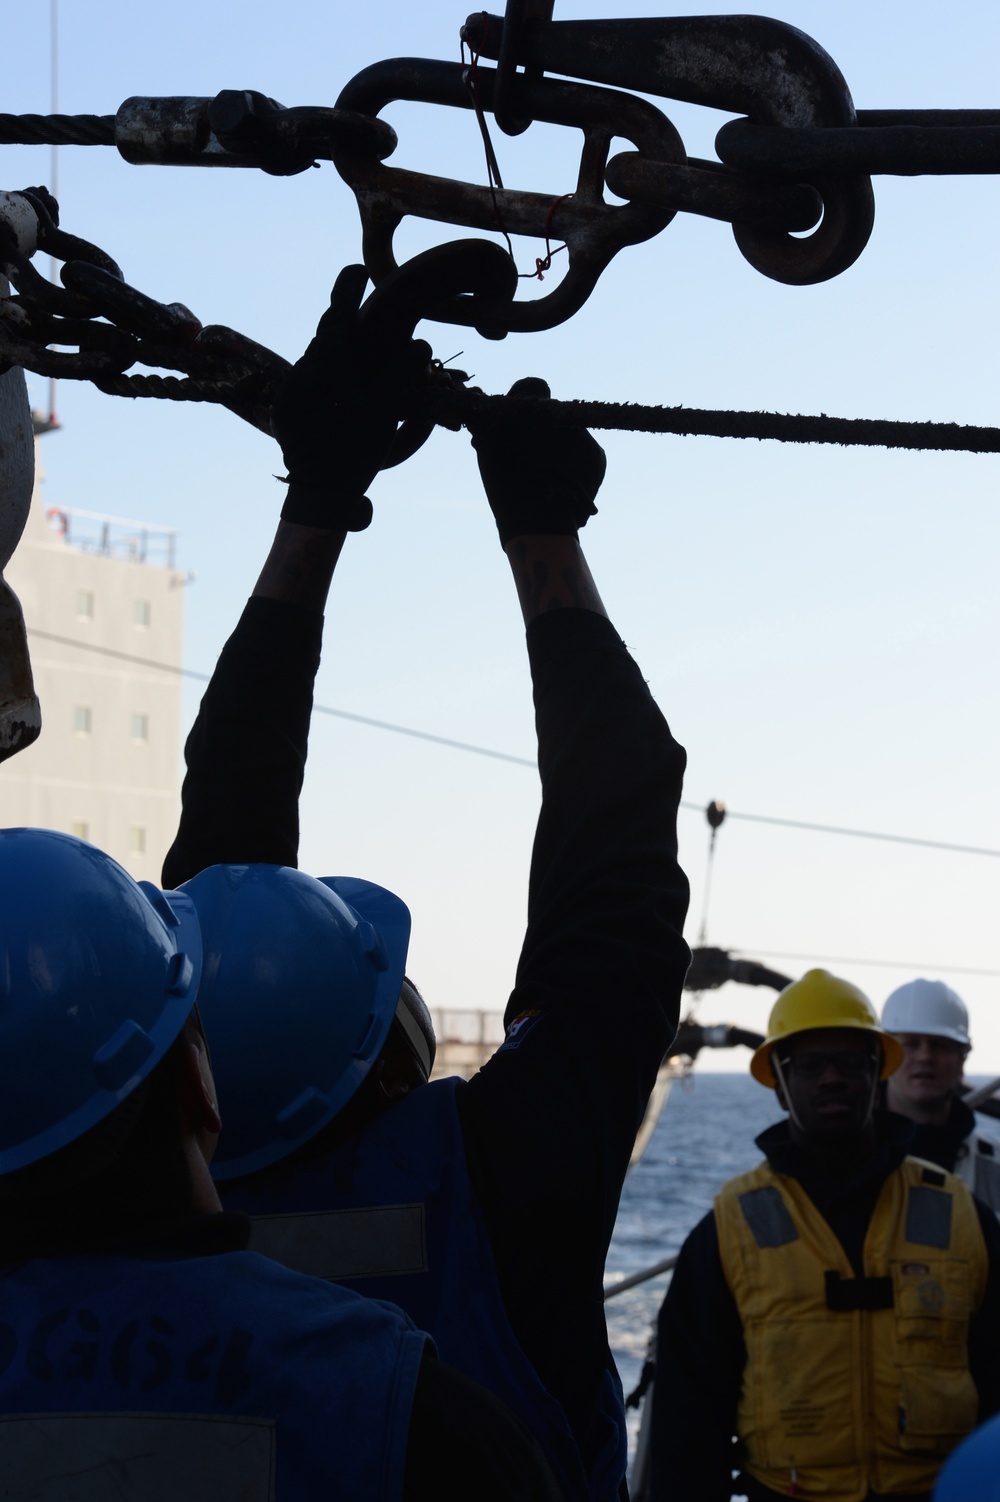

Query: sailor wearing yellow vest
<box><xmin>651</xmin><ymin>969</ymin><xmax>1000</xmax><ymax>1502</ymax></box>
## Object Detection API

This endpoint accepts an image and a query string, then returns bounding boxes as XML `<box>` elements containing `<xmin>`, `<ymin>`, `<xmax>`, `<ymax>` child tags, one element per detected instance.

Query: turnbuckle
<box><xmin>462</xmin><ymin>10</ymin><xmax>876</xmax><ymax>285</ymax></box>
<box><xmin>333</xmin><ymin>59</ymin><xmax>684</xmax><ymax>334</ymax></box>
<box><xmin>114</xmin><ymin>91</ymin><xmax>397</xmax><ymax>174</ymax></box>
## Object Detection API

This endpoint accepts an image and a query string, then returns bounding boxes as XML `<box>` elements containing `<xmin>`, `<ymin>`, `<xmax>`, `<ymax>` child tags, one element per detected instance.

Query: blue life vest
<box><xmin>225</xmin><ymin>1077</ymin><xmax>626</xmax><ymax>1502</ymax></box>
<box><xmin>0</xmin><ymin>1247</ymin><xmax>427</xmax><ymax>1500</ymax></box>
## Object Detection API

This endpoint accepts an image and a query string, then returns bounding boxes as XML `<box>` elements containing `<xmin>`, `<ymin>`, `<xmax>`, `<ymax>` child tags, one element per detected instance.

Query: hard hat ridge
<box><xmin>0</xmin><ymin>828</ymin><xmax>202</xmax><ymax>1175</ymax></box>
<box><xmin>881</xmin><ymin>978</ymin><xmax>970</xmax><ymax>1048</ymax></box>
<box><xmin>182</xmin><ymin>863</ymin><xmax>411</xmax><ymax>1181</ymax></box>
<box><xmin>750</xmin><ymin>968</ymin><xmax>904</xmax><ymax>1089</ymax></box>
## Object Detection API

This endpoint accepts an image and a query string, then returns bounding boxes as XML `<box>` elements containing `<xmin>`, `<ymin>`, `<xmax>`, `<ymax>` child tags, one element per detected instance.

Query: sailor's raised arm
<box><xmin>161</xmin><ymin>268</ymin><xmax>428</xmax><ymax>888</ymax></box>
<box><xmin>456</xmin><ymin>384</ymin><xmax>690</xmax><ymax>1486</ymax></box>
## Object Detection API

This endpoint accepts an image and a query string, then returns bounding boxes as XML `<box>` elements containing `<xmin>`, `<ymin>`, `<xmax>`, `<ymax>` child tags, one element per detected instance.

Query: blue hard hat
<box><xmin>181</xmin><ymin>864</ymin><xmax>410</xmax><ymax>1182</ymax></box>
<box><xmin>934</xmin><ymin>1414</ymin><xmax>1000</xmax><ymax>1501</ymax></box>
<box><xmin>0</xmin><ymin>828</ymin><xmax>202</xmax><ymax>1175</ymax></box>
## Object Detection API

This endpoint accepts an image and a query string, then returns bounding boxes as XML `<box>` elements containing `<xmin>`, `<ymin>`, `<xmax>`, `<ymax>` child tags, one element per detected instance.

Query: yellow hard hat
<box><xmin>750</xmin><ymin>968</ymin><xmax>904</xmax><ymax>1088</ymax></box>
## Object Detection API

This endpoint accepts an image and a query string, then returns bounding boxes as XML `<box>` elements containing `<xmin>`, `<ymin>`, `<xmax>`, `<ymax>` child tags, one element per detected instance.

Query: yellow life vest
<box><xmin>714</xmin><ymin>1155</ymin><xmax>987</xmax><ymax>1500</ymax></box>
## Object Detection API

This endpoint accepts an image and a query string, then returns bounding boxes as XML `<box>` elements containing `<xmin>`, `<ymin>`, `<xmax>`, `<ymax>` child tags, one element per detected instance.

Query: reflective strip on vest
<box><xmin>715</xmin><ymin>1156</ymin><xmax>988</xmax><ymax>1502</ymax></box>
<box><xmin>249</xmin><ymin>1204</ymin><xmax>427</xmax><ymax>1281</ymax></box>
<box><xmin>0</xmin><ymin>1250</ymin><xmax>426</xmax><ymax>1502</ymax></box>
<box><xmin>973</xmin><ymin>1144</ymin><xmax>1000</xmax><ymax>1214</ymax></box>
<box><xmin>906</xmin><ymin>1184</ymin><xmax>953</xmax><ymax>1249</ymax></box>
<box><xmin>738</xmin><ymin>1186</ymin><xmax>799</xmax><ymax>1248</ymax></box>
<box><xmin>226</xmin><ymin>1077</ymin><xmax>608</xmax><ymax>1502</ymax></box>
<box><xmin>0</xmin><ymin>1413</ymin><xmax>275</xmax><ymax>1502</ymax></box>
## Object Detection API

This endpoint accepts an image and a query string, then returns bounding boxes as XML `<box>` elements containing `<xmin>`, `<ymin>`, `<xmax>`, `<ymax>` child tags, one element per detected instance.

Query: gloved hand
<box><xmin>469</xmin><ymin>377</ymin><xmax>607</xmax><ymax>547</ymax></box>
<box><xmin>271</xmin><ymin>264</ymin><xmax>432</xmax><ymax>531</ymax></box>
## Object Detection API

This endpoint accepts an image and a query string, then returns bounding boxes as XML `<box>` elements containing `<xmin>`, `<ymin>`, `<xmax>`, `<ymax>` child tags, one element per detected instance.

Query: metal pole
<box><xmin>964</xmin><ymin>1076</ymin><xmax>1000</xmax><ymax>1111</ymax></box>
<box><xmin>603</xmin><ymin>1252</ymin><xmax>679</xmax><ymax>1301</ymax></box>
<box><xmin>47</xmin><ymin>0</ymin><xmax>59</xmax><ymax>427</ymax></box>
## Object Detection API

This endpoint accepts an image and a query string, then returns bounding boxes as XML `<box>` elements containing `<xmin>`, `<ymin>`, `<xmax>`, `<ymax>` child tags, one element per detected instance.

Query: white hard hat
<box><xmin>881</xmin><ymin>979</ymin><xmax>971</xmax><ymax>1049</ymax></box>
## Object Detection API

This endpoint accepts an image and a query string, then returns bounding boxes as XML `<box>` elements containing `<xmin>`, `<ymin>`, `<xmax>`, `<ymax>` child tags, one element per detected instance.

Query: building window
<box><xmin>74</xmin><ymin>706</ymin><xmax>92</xmax><ymax>736</ymax></box>
<box><xmin>76</xmin><ymin>589</ymin><xmax>94</xmax><ymax>621</ymax></box>
<box><xmin>70</xmin><ymin>820</ymin><xmax>89</xmax><ymax>841</ymax></box>
<box><xmin>133</xmin><ymin>599</ymin><xmax>151</xmax><ymax>629</ymax></box>
<box><xmin>131</xmin><ymin>712</ymin><xmax>149</xmax><ymax>743</ymax></box>
<box><xmin>129</xmin><ymin>826</ymin><xmax>146</xmax><ymax>855</ymax></box>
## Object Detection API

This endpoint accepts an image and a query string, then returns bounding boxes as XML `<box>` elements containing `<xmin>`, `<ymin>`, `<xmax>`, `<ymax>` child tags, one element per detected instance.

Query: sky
<box><xmin>3</xmin><ymin>0</ymin><xmax>1000</xmax><ymax>1071</ymax></box>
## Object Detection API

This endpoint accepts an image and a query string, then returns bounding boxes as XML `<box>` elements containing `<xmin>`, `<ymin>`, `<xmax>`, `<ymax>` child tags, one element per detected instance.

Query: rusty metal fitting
<box><xmin>463</xmin><ymin>10</ymin><xmax>876</xmax><ymax>286</ymax></box>
<box><xmin>116</xmin><ymin>93</ymin><xmax>396</xmax><ymax>175</ymax></box>
<box><xmin>482</xmin><ymin>0</ymin><xmax>555</xmax><ymax>137</ymax></box>
<box><xmin>334</xmin><ymin>58</ymin><xmax>684</xmax><ymax>333</ymax></box>
<box><xmin>717</xmin><ymin>112</ymin><xmax>1000</xmax><ymax>178</ymax></box>
<box><xmin>605</xmin><ymin>154</ymin><xmax>823</xmax><ymax>233</ymax></box>
<box><xmin>0</xmin><ymin>192</ymin><xmax>40</xmax><ymax>258</ymax></box>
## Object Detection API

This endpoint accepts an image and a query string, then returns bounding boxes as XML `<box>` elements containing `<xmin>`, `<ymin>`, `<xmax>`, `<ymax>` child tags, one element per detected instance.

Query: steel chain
<box><xmin>1</xmin><ymin>4</ymin><xmax>998</xmax><ymax>447</ymax></box>
<box><xmin>0</xmin><ymin>190</ymin><xmax>291</xmax><ymax>435</ymax></box>
<box><xmin>2</xmin><ymin>190</ymin><xmax>997</xmax><ymax>455</ymax></box>
<box><xmin>0</xmin><ymin>5</ymin><xmax>996</xmax><ymax>304</ymax></box>
<box><xmin>333</xmin><ymin>59</ymin><xmax>685</xmax><ymax>334</ymax></box>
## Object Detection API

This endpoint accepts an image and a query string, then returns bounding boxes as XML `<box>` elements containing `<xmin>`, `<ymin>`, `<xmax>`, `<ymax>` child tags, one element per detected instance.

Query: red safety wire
<box><xmin>460</xmin><ymin>13</ymin><xmax>570</xmax><ymax>282</ymax></box>
<box><xmin>529</xmin><ymin>192</ymin><xmax>572</xmax><ymax>280</ymax></box>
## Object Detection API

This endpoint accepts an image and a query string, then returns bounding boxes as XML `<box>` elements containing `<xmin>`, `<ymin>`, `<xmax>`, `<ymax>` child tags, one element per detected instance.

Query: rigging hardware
<box><xmin>492</xmin><ymin>0</ymin><xmax>555</xmax><ymax>136</ymax></box>
<box><xmin>4</xmin><ymin>200</ymin><xmax>998</xmax><ymax>455</ymax></box>
<box><xmin>0</xmin><ymin>194</ymin><xmax>503</xmax><ymax>459</ymax></box>
<box><xmin>461</xmin><ymin>9</ymin><xmax>876</xmax><ymax>284</ymax></box>
<box><xmin>4</xmin><ymin>4</ymin><xmax>1000</xmax><ymax>308</ymax></box>
<box><xmin>333</xmin><ymin>59</ymin><xmax>684</xmax><ymax>335</ymax></box>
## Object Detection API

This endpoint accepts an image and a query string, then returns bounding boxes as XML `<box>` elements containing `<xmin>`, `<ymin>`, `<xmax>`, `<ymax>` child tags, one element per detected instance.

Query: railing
<box><xmin>44</xmin><ymin>504</ymin><xmax>177</xmax><ymax>568</ymax></box>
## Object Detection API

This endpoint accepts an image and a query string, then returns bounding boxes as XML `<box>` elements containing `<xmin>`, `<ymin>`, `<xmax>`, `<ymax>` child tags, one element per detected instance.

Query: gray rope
<box><xmin>0</xmin><ymin>113</ymin><xmax>115</xmax><ymax>147</ymax></box>
<box><xmin>94</xmin><ymin>372</ymin><xmax>224</xmax><ymax>403</ymax></box>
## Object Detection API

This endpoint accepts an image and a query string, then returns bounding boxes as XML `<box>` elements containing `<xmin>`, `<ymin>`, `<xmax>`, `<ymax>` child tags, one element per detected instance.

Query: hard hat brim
<box><xmin>751</xmin><ymin>1022</ymin><xmax>904</xmax><ymax>1089</ymax></box>
<box><xmin>885</xmin><ymin>1023</ymin><xmax>971</xmax><ymax>1049</ymax></box>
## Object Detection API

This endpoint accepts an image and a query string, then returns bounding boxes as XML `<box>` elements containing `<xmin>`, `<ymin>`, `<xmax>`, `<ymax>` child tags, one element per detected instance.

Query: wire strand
<box><xmin>733</xmin><ymin>948</ymin><xmax>1000</xmax><ymax>980</ymax></box>
<box><xmin>460</xmin><ymin>18</ymin><xmax>568</xmax><ymax>280</ymax></box>
<box><xmin>27</xmin><ymin>629</ymin><xmax>1000</xmax><ymax>856</ymax></box>
<box><xmin>679</xmin><ymin>800</ymin><xmax>1000</xmax><ymax>859</ymax></box>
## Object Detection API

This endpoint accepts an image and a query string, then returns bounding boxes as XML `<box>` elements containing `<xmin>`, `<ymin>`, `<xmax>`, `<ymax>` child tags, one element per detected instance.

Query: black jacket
<box><xmin>651</xmin><ymin>1110</ymin><xmax>1000</xmax><ymax>1502</ymax></box>
<box><xmin>163</xmin><ymin>595</ymin><xmax>691</xmax><ymax>1484</ymax></box>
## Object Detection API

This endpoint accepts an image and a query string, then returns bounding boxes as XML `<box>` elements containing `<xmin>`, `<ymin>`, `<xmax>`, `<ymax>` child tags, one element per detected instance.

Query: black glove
<box><xmin>271</xmin><ymin>264</ymin><xmax>431</xmax><ymax>531</ymax></box>
<box><xmin>469</xmin><ymin>378</ymin><xmax>607</xmax><ymax>547</ymax></box>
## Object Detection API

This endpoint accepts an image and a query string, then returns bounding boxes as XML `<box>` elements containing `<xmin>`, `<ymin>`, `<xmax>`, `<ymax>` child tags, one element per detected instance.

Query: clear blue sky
<box><xmin>4</xmin><ymin>1</ymin><xmax>1000</xmax><ymax>1069</ymax></box>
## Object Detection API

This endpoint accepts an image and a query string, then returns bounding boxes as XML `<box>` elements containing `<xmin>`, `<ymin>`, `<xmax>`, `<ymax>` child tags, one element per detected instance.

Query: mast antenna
<box><xmin>695</xmin><ymin>798</ymin><xmax>727</xmax><ymax>947</ymax></box>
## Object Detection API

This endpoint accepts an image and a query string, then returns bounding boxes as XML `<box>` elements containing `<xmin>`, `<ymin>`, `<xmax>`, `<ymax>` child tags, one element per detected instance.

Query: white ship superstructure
<box><xmin>0</xmin><ymin>437</ymin><xmax>185</xmax><ymax>880</ymax></box>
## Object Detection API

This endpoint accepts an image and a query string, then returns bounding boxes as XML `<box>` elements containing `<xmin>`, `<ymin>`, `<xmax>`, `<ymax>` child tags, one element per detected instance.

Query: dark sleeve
<box><xmin>161</xmin><ymin>597</ymin><xmax>322</xmax><ymax>888</ymax></box>
<box><xmin>970</xmin><ymin>1196</ymin><xmax>1000</xmax><ymax>1421</ymax></box>
<box><xmin>404</xmin><ymin>1352</ymin><xmax>565</xmax><ymax>1502</ymax></box>
<box><xmin>457</xmin><ymin>609</ymin><xmax>691</xmax><ymax>1457</ymax></box>
<box><xmin>651</xmin><ymin>1212</ymin><xmax>744</xmax><ymax>1502</ymax></box>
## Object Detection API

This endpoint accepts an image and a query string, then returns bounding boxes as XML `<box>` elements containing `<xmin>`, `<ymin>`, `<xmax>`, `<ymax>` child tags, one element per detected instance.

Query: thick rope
<box><xmin>94</xmin><ymin>372</ymin><xmax>218</xmax><ymax>402</ymax></box>
<box><xmin>80</xmin><ymin>375</ymin><xmax>1000</xmax><ymax>455</ymax></box>
<box><xmin>0</xmin><ymin>114</ymin><xmax>116</xmax><ymax>147</ymax></box>
<box><xmin>424</xmin><ymin>391</ymin><xmax>1000</xmax><ymax>454</ymax></box>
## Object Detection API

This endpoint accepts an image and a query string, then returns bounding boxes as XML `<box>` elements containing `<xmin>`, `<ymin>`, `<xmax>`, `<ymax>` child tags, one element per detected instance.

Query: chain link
<box><xmin>0</xmin><ymin>189</ymin><xmax>290</xmax><ymax>435</ymax></box>
<box><xmin>1</xmin><ymin>5</ymin><xmax>999</xmax><ymax>438</ymax></box>
<box><xmin>333</xmin><ymin>59</ymin><xmax>684</xmax><ymax>334</ymax></box>
<box><xmin>3</xmin><ymin>7</ymin><xmax>1000</xmax><ymax>303</ymax></box>
<box><xmin>2</xmin><ymin>188</ymin><xmax>997</xmax><ymax>457</ymax></box>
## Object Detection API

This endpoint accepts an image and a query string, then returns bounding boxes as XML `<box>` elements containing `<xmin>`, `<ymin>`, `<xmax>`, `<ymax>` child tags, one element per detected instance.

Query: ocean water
<box><xmin>605</xmin><ymin>1072</ymin><xmax>783</xmax><ymax>1464</ymax></box>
